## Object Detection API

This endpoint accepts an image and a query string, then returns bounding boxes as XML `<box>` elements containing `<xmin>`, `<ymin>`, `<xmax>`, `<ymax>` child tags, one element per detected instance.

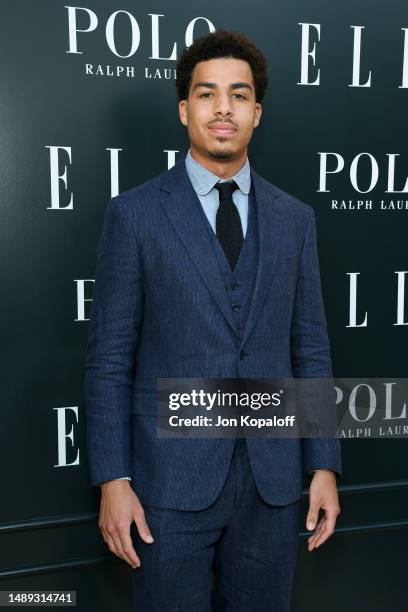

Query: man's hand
<box><xmin>306</xmin><ymin>470</ymin><xmax>340</xmax><ymax>551</ymax></box>
<box><xmin>99</xmin><ymin>480</ymin><xmax>154</xmax><ymax>568</ymax></box>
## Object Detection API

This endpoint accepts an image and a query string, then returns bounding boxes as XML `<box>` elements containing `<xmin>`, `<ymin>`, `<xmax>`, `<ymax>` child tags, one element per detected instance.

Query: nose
<box><xmin>213</xmin><ymin>92</ymin><xmax>233</xmax><ymax>117</ymax></box>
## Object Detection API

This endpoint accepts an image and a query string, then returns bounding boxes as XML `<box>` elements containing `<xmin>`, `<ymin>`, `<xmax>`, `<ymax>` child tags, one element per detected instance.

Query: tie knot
<box><xmin>214</xmin><ymin>180</ymin><xmax>239</xmax><ymax>201</ymax></box>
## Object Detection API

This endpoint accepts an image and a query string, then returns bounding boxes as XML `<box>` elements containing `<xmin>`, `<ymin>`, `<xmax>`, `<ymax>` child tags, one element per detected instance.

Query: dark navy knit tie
<box><xmin>214</xmin><ymin>180</ymin><xmax>243</xmax><ymax>270</ymax></box>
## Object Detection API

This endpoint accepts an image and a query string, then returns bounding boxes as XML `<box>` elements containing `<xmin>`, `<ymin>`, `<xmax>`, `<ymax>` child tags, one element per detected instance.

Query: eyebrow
<box><xmin>192</xmin><ymin>81</ymin><xmax>253</xmax><ymax>93</ymax></box>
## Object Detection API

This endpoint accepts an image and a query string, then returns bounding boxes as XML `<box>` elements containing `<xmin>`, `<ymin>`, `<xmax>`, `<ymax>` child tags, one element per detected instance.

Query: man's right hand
<box><xmin>98</xmin><ymin>480</ymin><xmax>154</xmax><ymax>569</ymax></box>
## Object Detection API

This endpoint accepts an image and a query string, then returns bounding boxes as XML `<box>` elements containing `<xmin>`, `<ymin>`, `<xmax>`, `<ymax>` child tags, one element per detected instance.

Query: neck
<box><xmin>189</xmin><ymin>144</ymin><xmax>247</xmax><ymax>179</ymax></box>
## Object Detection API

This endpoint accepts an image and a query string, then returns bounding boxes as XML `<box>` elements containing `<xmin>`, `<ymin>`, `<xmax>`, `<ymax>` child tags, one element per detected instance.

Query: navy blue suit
<box><xmin>84</xmin><ymin>154</ymin><xmax>342</xmax><ymax>610</ymax></box>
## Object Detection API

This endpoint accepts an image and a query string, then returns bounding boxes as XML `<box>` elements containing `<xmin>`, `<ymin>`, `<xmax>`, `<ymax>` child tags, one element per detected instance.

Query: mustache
<box><xmin>208</xmin><ymin>120</ymin><xmax>237</xmax><ymax>126</ymax></box>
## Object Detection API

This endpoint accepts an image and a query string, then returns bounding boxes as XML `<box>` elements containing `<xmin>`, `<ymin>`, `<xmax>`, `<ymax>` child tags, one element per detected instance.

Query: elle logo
<box><xmin>298</xmin><ymin>23</ymin><xmax>408</xmax><ymax>88</ymax></box>
<box><xmin>348</xmin><ymin>271</ymin><xmax>408</xmax><ymax>327</ymax></box>
<box><xmin>45</xmin><ymin>146</ymin><xmax>179</xmax><ymax>208</ymax></box>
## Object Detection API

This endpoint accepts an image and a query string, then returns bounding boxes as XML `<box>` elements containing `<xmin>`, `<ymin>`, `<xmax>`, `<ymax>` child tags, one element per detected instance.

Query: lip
<box><xmin>208</xmin><ymin>124</ymin><xmax>237</xmax><ymax>135</ymax></box>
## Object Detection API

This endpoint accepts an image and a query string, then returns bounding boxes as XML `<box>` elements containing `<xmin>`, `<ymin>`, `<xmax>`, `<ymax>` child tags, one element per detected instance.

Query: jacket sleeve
<box><xmin>290</xmin><ymin>207</ymin><xmax>342</xmax><ymax>478</ymax></box>
<box><xmin>84</xmin><ymin>195</ymin><xmax>144</xmax><ymax>487</ymax></box>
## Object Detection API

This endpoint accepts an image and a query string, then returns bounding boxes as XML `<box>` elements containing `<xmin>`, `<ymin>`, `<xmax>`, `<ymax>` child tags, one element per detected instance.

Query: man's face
<box><xmin>178</xmin><ymin>57</ymin><xmax>262</xmax><ymax>162</ymax></box>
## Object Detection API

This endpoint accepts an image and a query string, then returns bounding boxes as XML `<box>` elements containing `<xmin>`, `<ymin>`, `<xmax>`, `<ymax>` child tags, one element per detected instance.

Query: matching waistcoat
<box><xmin>194</xmin><ymin>183</ymin><xmax>259</xmax><ymax>342</ymax></box>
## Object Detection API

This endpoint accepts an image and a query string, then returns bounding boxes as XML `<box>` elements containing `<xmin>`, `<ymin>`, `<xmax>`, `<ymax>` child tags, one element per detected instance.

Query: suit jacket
<box><xmin>84</xmin><ymin>154</ymin><xmax>342</xmax><ymax>509</ymax></box>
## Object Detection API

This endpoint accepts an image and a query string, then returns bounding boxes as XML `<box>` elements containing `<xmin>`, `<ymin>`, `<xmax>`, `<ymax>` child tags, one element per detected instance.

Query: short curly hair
<box><xmin>176</xmin><ymin>29</ymin><xmax>268</xmax><ymax>103</ymax></box>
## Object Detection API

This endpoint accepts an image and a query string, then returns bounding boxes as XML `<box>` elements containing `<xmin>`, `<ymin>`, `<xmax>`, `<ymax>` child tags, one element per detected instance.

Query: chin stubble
<box><xmin>208</xmin><ymin>149</ymin><xmax>234</xmax><ymax>160</ymax></box>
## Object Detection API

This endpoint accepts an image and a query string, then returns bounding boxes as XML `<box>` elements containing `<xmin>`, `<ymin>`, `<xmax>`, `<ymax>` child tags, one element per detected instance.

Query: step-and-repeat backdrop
<box><xmin>1</xmin><ymin>1</ymin><xmax>407</xmax><ymax>610</ymax></box>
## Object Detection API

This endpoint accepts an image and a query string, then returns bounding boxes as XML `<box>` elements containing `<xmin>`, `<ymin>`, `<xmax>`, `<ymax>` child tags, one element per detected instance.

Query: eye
<box><xmin>233</xmin><ymin>93</ymin><xmax>246</xmax><ymax>99</ymax></box>
<box><xmin>199</xmin><ymin>92</ymin><xmax>212</xmax><ymax>98</ymax></box>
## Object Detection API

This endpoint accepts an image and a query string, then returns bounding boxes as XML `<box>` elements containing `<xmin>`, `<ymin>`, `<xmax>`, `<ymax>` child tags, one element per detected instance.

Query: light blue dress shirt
<box><xmin>184</xmin><ymin>147</ymin><xmax>251</xmax><ymax>237</ymax></box>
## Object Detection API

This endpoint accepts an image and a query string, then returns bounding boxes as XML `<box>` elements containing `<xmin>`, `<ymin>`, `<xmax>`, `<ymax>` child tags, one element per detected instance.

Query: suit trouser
<box><xmin>130</xmin><ymin>438</ymin><xmax>300</xmax><ymax>611</ymax></box>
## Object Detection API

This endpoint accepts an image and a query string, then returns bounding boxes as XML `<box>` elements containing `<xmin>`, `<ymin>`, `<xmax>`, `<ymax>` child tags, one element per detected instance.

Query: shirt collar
<box><xmin>185</xmin><ymin>147</ymin><xmax>251</xmax><ymax>196</ymax></box>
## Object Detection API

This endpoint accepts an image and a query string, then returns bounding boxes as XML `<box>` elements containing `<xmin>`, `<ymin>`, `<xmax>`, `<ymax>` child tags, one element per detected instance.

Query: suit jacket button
<box><xmin>232</xmin><ymin>303</ymin><xmax>240</xmax><ymax>312</ymax></box>
<box><xmin>239</xmin><ymin>350</ymin><xmax>248</xmax><ymax>360</ymax></box>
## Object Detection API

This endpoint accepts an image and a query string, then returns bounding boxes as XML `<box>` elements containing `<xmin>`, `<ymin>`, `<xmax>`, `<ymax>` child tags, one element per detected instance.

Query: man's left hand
<box><xmin>306</xmin><ymin>470</ymin><xmax>341</xmax><ymax>551</ymax></box>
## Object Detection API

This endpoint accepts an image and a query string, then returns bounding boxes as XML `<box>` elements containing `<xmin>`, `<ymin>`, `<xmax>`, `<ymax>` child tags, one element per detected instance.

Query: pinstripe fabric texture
<box><xmin>84</xmin><ymin>153</ymin><xmax>342</xmax><ymax>509</ymax></box>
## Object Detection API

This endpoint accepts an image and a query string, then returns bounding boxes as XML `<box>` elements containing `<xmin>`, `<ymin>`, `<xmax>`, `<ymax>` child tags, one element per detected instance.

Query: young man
<box><xmin>85</xmin><ymin>29</ymin><xmax>342</xmax><ymax>612</ymax></box>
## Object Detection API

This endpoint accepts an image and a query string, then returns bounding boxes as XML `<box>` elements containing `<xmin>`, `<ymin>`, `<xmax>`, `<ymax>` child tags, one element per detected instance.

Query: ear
<box><xmin>253</xmin><ymin>103</ymin><xmax>262</xmax><ymax>128</ymax></box>
<box><xmin>179</xmin><ymin>100</ymin><xmax>188</xmax><ymax>127</ymax></box>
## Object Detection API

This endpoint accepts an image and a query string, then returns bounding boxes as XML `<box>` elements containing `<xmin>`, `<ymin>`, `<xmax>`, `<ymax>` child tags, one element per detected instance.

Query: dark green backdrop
<box><xmin>1</xmin><ymin>1</ymin><xmax>407</xmax><ymax>610</ymax></box>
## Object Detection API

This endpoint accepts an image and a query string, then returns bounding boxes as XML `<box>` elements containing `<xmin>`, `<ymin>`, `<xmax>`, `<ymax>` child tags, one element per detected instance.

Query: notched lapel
<box><xmin>241</xmin><ymin>169</ymin><xmax>283</xmax><ymax>346</ymax></box>
<box><xmin>158</xmin><ymin>157</ymin><xmax>284</xmax><ymax>347</ymax></box>
<box><xmin>158</xmin><ymin>158</ymin><xmax>241</xmax><ymax>338</ymax></box>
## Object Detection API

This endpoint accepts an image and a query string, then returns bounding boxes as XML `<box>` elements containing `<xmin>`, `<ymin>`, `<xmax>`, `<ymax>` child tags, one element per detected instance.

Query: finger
<box><xmin>313</xmin><ymin>510</ymin><xmax>337</xmax><ymax>548</ymax></box>
<box><xmin>103</xmin><ymin>531</ymin><xmax>119</xmax><ymax>557</ymax></box>
<box><xmin>308</xmin><ymin>518</ymin><xmax>325</xmax><ymax>550</ymax></box>
<box><xmin>103</xmin><ymin>524</ymin><xmax>140</xmax><ymax>569</ymax></box>
<box><xmin>110</xmin><ymin>523</ymin><xmax>140</xmax><ymax>568</ymax></box>
<box><xmin>311</xmin><ymin>521</ymin><xmax>331</xmax><ymax>549</ymax></box>
<box><xmin>308</xmin><ymin>518</ymin><xmax>325</xmax><ymax>548</ymax></box>
<box><xmin>117</xmin><ymin>529</ymin><xmax>141</xmax><ymax>569</ymax></box>
<box><xmin>306</xmin><ymin>502</ymin><xmax>321</xmax><ymax>531</ymax></box>
<box><xmin>308</xmin><ymin>516</ymin><xmax>324</xmax><ymax>541</ymax></box>
<box><xmin>134</xmin><ymin>510</ymin><xmax>154</xmax><ymax>544</ymax></box>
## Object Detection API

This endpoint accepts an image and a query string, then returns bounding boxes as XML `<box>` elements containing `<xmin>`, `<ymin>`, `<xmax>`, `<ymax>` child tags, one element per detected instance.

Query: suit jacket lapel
<box><xmin>241</xmin><ymin>168</ymin><xmax>283</xmax><ymax>346</ymax></box>
<box><xmin>158</xmin><ymin>155</ymin><xmax>283</xmax><ymax>346</ymax></box>
<box><xmin>159</xmin><ymin>157</ymin><xmax>240</xmax><ymax>338</ymax></box>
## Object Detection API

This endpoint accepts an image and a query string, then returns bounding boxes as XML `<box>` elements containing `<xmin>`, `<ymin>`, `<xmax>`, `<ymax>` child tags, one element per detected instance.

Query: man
<box><xmin>85</xmin><ymin>29</ymin><xmax>342</xmax><ymax>611</ymax></box>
